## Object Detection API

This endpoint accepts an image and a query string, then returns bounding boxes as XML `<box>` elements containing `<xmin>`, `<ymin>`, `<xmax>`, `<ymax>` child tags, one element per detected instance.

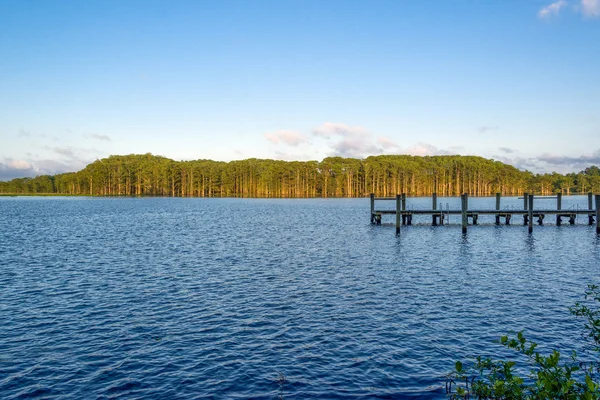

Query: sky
<box><xmin>1</xmin><ymin>0</ymin><xmax>599</xmax><ymax>180</ymax></box>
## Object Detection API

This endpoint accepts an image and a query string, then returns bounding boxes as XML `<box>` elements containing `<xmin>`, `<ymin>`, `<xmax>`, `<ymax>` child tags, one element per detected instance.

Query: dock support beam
<box><xmin>461</xmin><ymin>193</ymin><xmax>468</xmax><ymax>234</ymax></box>
<box><xmin>495</xmin><ymin>193</ymin><xmax>501</xmax><ymax>225</ymax></box>
<box><xmin>556</xmin><ymin>193</ymin><xmax>562</xmax><ymax>226</ymax></box>
<box><xmin>528</xmin><ymin>194</ymin><xmax>534</xmax><ymax>234</ymax></box>
<box><xmin>370</xmin><ymin>193</ymin><xmax>375</xmax><ymax>224</ymax></box>
<box><xmin>396</xmin><ymin>194</ymin><xmax>401</xmax><ymax>235</ymax></box>
<box><xmin>596</xmin><ymin>194</ymin><xmax>600</xmax><ymax>234</ymax></box>
<box><xmin>589</xmin><ymin>192</ymin><xmax>595</xmax><ymax>225</ymax></box>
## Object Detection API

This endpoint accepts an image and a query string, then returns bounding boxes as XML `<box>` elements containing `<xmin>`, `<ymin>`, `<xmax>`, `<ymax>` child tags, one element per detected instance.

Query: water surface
<box><xmin>1</xmin><ymin>196</ymin><xmax>599</xmax><ymax>398</ymax></box>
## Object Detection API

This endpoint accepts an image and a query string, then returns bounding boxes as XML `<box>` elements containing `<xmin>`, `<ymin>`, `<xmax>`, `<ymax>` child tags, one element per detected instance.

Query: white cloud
<box><xmin>0</xmin><ymin>158</ymin><xmax>82</xmax><ymax>180</ymax></box>
<box><xmin>330</xmin><ymin>136</ymin><xmax>381</xmax><ymax>158</ymax></box>
<box><xmin>313</xmin><ymin>122</ymin><xmax>378</xmax><ymax>158</ymax></box>
<box><xmin>538</xmin><ymin>0</ymin><xmax>568</xmax><ymax>18</ymax></box>
<box><xmin>266</xmin><ymin>122</ymin><xmax>466</xmax><ymax>161</ymax></box>
<box><xmin>8</xmin><ymin>159</ymin><xmax>33</xmax><ymax>170</ymax></box>
<box><xmin>581</xmin><ymin>0</ymin><xmax>600</xmax><ymax>16</ymax></box>
<box><xmin>405</xmin><ymin>143</ymin><xmax>437</xmax><ymax>156</ymax></box>
<box><xmin>404</xmin><ymin>143</ymin><xmax>456</xmax><ymax>157</ymax></box>
<box><xmin>312</xmin><ymin>123</ymin><xmax>462</xmax><ymax>159</ymax></box>
<box><xmin>264</xmin><ymin>130</ymin><xmax>308</xmax><ymax>147</ymax></box>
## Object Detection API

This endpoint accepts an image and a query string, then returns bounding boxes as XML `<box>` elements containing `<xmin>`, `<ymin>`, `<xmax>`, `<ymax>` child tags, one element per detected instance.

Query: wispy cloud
<box><xmin>377</xmin><ymin>136</ymin><xmax>401</xmax><ymax>151</ymax></box>
<box><xmin>273</xmin><ymin>150</ymin><xmax>317</xmax><ymax>161</ymax></box>
<box><xmin>53</xmin><ymin>147</ymin><xmax>75</xmax><ymax>157</ymax></box>
<box><xmin>491</xmin><ymin>149</ymin><xmax>600</xmax><ymax>173</ymax></box>
<box><xmin>538</xmin><ymin>0</ymin><xmax>568</xmax><ymax>18</ymax></box>
<box><xmin>478</xmin><ymin>126</ymin><xmax>499</xmax><ymax>134</ymax></box>
<box><xmin>581</xmin><ymin>0</ymin><xmax>600</xmax><ymax>16</ymax></box>
<box><xmin>499</xmin><ymin>147</ymin><xmax>516</xmax><ymax>154</ymax></box>
<box><xmin>264</xmin><ymin>130</ymin><xmax>308</xmax><ymax>147</ymax></box>
<box><xmin>313</xmin><ymin>122</ymin><xmax>368</xmax><ymax>139</ymax></box>
<box><xmin>537</xmin><ymin>150</ymin><xmax>600</xmax><ymax>166</ymax></box>
<box><xmin>538</xmin><ymin>0</ymin><xmax>599</xmax><ymax>19</ymax></box>
<box><xmin>89</xmin><ymin>133</ymin><xmax>112</xmax><ymax>141</ymax></box>
<box><xmin>18</xmin><ymin>129</ymin><xmax>31</xmax><ymax>137</ymax></box>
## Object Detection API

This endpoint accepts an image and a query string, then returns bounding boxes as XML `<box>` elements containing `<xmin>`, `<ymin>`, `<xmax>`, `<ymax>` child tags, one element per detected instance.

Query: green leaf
<box><xmin>586</xmin><ymin>375</ymin><xmax>595</xmax><ymax>391</ymax></box>
<box><xmin>455</xmin><ymin>361</ymin><xmax>463</xmax><ymax>373</ymax></box>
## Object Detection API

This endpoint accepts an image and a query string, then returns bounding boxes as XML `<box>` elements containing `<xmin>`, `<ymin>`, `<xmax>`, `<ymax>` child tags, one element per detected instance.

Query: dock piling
<box><xmin>596</xmin><ymin>195</ymin><xmax>600</xmax><ymax>234</ymax></box>
<box><xmin>401</xmin><ymin>193</ymin><xmax>407</xmax><ymax>225</ymax></box>
<box><xmin>523</xmin><ymin>193</ymin><xmax>529</xmax><ymax>225</ymax></box>
<box><xmin>461</xmin><ymin>193</ymin><xmax>468</xmax><ymax>234</ymax></box>
<box><xmin>589</xmin><ymin>192</ymin><xmax>594</xmax><ymax>225</ymax></box>
<box><xmin>528</xmin><ymin>194</ymin><xmax>534</xmax><ymax>233</ymax></box>
<box><xmin>370</xmin><ymin>193</ymin><xmax>375</xmax><ymax>224</ymax></box>
<box><xmin>495</xmin><ymin>193</ymin><xmax>501</xmax><ymax>225</ymax></box>
<box><xmin>396</xmin><ymin>194</ymin><xmax>401</xmax><ymax>235</ymax></box>
<box><xmin>556</xmin><ymin>193</ymin><xmax>562</xmax><ymax>226</ymax></box>
<box><xmin>432</xmin><ymin>193</ymin><xmax>438</xmax><ymax>226</ymax></box>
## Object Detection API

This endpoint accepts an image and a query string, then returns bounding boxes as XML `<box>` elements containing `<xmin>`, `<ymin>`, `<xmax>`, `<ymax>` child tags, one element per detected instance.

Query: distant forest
<box><xmin>1</xmin><ymin>154</ymin><xmax>600</xmax><ymax>197</ymax></box>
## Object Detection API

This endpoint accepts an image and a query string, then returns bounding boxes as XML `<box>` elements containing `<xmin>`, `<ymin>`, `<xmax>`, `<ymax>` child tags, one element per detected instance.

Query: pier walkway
<box><xmin>370</xmin><ymin>193</ymin><xmax>600</xmax><ymax>234</ymax></box>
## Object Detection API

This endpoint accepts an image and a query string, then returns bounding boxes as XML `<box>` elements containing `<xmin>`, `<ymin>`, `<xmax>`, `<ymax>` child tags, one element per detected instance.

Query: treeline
<box><xmin>1</xmin><ymin>153</ymin><xmax>600</xmax><ymax>197</ymax></box>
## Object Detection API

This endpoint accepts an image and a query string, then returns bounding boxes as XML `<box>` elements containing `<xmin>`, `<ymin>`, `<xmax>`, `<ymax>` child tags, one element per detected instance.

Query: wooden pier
<box><xmin>370</xmin><ymin>192</ymin><xmax>600</xmax><ymax>235</ymax></box>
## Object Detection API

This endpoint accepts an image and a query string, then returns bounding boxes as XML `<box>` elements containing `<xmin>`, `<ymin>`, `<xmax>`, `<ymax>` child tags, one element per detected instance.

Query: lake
<box><xmin>1</xmin><ymin>196</ymin><xmax>599</xmax><ymax>398</ymax></box>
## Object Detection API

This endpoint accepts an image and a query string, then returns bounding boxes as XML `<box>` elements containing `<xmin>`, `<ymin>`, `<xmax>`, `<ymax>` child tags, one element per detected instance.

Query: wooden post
<box><xmin>461</xmin><ymin>193</ymin><xmax>468</xmax><ymax>234</ymax></box>
<box><xmin>495</xmin><ymin>193</ymin><xmax>501</xmax><ymax>225</ymax></box>
<box><xmin>589</xmin><ymin>192</ymin><xmax>594</xmax><ymax>225</ymax></box>
<box><xmin>432</xmin><ymin>192</ymin><xmax>437</xmax><ymax>226</ymax></box>
<box><xmin>370</xmin><ymin>193</ymin><xmax>375</xmax><ymax>224</ymax></box>
<box><xmin>401</xmin><ymin>193</ymin><xmax>407</xmax><ymax>225</ymax></box>
<box><xmin>523</xmin><ymin>192</ymin><xmax>529</xmax><ymax>225</ymax></box>
<box><xmin>528</xmin><ymin>194</ymin><xmax>534</xmax><ymax>234</ymax></box>
<box><xmin>596</xmin><ymin>195</ymin><xmax>600</xmax><ymax>234</ymax></box>
<box><xmin>556</xmin><ymin>193</ymin><xmax>562</xmax><ymax>226</ymax></box>
<box><xmin>396</xmin><ymin>194</ymin><xmax>401</xmax><ymax>235</ymax></box>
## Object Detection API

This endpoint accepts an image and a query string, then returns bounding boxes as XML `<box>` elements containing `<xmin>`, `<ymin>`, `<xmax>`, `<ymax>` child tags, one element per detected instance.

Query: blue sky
<box><xmin>1</xmin><ymin>0</ymin><xmax>599</xmax><ymax>179</ymax></box>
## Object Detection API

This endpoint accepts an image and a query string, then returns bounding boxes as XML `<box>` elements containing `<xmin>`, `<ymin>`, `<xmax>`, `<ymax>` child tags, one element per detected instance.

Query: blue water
<box><xmin>1</xmin><ymin>196</ymin><xmax>599</xmax><ymax>399</ymax></box>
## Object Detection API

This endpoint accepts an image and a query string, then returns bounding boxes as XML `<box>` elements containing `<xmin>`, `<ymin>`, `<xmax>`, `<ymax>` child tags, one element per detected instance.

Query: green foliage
<box><xmin>447</xmin><ymin>285</ymin><xmax>600</xmax><ymax>399</ymax></box>
<box><xmin>1</xmin><ymin>153</ymin><xmax>599</xmax><ymax>197</ymax></box>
